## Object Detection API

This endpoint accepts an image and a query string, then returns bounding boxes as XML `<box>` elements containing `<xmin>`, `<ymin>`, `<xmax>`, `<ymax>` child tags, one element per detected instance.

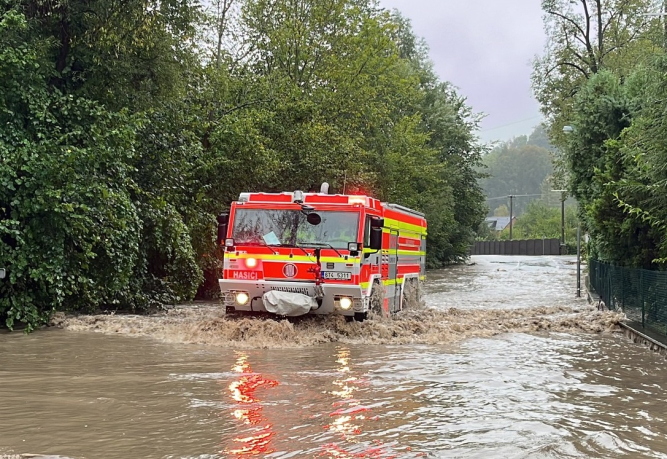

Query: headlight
<box><xmin>235</xmin><ymin>292</ymin><xmax>249</xmax><ymax>305</ymax></box>
<box><xmin>245</xmin><ymin>257</ymin><xmax>258</xmax><ymax>268</ymax></box>
<box><xmin>339</xmin><ymin>297</ymin><xmax>353</xmax><ymax>310</ymax></box>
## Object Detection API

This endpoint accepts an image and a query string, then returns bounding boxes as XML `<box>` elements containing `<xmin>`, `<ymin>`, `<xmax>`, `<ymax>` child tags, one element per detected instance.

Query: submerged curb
<box><xmin>619</xmin><ymin>321</ymin><xmax>667</xmax><ymax>357</ymax></box>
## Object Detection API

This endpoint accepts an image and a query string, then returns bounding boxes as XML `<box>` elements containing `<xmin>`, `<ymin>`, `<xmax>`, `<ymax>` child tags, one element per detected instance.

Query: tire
<box><xmin>402</xmin><ymin>278</ymin><xmax>421</xmax><ymax>310</ymax></box>
<box><xmin>370</xmin><ymin>281</ymin><xmax>385</xmax><ymax>314</ymax></box>
<box><xmin>345</xmin><ymin>315</ymin><xmax>354</xmax><ymax>323</ymax></box>
<box><xmin>354</xmin><ymin>312</ymin><xmax>367</xmax><ymax>322</ymax></box>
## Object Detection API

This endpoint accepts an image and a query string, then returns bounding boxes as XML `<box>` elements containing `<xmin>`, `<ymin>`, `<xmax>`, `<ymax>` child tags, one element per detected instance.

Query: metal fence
<box><xmin>589</xmin><ymin>260</ymin><xmax>667</xmax><ymax>336</ymax></box>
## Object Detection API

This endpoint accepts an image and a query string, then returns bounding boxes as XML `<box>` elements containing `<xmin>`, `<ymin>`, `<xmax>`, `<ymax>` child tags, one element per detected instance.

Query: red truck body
<box><xmin>217</xmin><ymin>187</ymin><xmax>426</xmax><ymax>320</ymax></box>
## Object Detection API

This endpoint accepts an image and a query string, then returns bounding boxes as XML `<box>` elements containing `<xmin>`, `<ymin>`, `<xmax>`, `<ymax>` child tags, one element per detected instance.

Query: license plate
<box><xmin>322</xmin><ymin>271</ymin><xmax>351</xmax><ymax>280</ymax></box>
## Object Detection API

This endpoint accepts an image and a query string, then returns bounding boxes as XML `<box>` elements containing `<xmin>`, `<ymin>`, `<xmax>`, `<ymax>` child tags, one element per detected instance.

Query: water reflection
<box><xmin>320</xmin><ymin>347</ymin><xmax>397</xmax><ymax>459</ymax></box>
<box><xmin>224</xmin><ymin>353</ymin><xmax>278</xmax><ymax>456</ymax></box>
<box><xmin>326</xmin><ymin>348</ymin><xmax>368</xmax><ymax>437</ymax></box>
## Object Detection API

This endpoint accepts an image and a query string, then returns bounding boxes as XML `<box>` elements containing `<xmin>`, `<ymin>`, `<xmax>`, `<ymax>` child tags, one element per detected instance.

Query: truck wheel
<box><xmin>370</xmin><ymin>281</ymin><xmax>384</xmax><ymax>314</ymax></box>
<box><xmin>402</xmin><ymin>278</ymin><xmax>419</xmax><ymax>310</ymax></box>
<box><xmin>354</xmin><ymin>312</ymin><xmax>367</xmax><ymax>322</ymax></box>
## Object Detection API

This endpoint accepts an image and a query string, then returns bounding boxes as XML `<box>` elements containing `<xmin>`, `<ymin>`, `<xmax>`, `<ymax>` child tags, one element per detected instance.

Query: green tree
<box><xmin>0</xmin><ymin>0</ymin><xmax>489</xmax><ymax>330</ymax></box>
<box><xmin>479</xmin><ymin>127</ymin><xmax>554</xmax><ymax>216</ymax></box>
<box><xmin>508</xmin><ymin>201</ymin><xmax>578</xmax><ymax>243</ymax></box>
<box><xmin>532</xmin><ymin>0</ymin><xmax>657</xmax><ymax>145</ymax></box>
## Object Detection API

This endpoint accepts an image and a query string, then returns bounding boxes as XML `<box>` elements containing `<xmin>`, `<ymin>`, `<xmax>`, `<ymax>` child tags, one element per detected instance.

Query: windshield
<box><xmin>231</xmin><ymin>209</ymin><xmax>360</xmax><ymax>250</ymax></box>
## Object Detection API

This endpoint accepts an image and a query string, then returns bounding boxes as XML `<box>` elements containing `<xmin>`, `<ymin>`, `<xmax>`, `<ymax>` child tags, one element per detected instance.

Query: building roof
<box><xmin>485</xmin><ymin>216</ymin><xmax>514</xmax><ymax>231</ymax></box>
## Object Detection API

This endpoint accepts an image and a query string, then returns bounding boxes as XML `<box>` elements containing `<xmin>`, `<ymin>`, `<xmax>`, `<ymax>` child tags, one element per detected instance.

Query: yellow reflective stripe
<box><xmin>383</xmin><ymin>217</ymin><xmax>427</xmax><ymax>236</ymax></box>
<box><xmin>225</xmin><ymin>253</ymin><xmax>360</xmax><ymax>264</ymax></box>
<box><xmin>398</xmin><ymin>250</ymin><xmax>425</xmax><ymax>256</ymax></box>
<box><xmin>361</xmin><ymin>277</ymin><xmax>424</xmax><ymax>289</ymax></box>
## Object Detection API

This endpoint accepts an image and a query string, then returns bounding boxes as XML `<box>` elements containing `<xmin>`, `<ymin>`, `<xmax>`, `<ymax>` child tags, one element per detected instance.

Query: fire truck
<box><xmin>216</xmin><ymin>183</ymin><xmax>426</xmax><ymax>321</ymax></box>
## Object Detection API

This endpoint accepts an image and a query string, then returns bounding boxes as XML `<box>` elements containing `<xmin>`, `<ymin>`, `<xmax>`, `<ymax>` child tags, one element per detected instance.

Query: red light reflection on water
<box><xmin>223</xmin><ymin>353</ymin><xmax>279</xmax><ymax>456</ymax></box>
<box><xmin>319</xmin><ymin>348</ymin><xmax>402</xmax><ymax>458</ymax></box>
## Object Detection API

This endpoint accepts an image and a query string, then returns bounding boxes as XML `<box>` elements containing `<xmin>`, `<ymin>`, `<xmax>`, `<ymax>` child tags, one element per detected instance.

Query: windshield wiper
<box><xmin>278</xmin><ymin>243</ymin><xmax>313</xmax><ymax>259</ymax></box>
<box><xmin>242</xmin><ymin>241</ymin><xmax>279</xmax><ymax>255</ymax></box>
<box><xmin>297</xmin><ymin>242</ymin><xmax>343</xmax><ymax>257</ymax></box>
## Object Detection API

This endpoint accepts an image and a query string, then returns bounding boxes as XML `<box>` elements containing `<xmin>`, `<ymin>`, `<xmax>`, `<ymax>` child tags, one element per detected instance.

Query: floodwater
<box><xmin>1</xmin><ymin>255</ymin><xmax>666</xmax><ymax>458</ymax></box>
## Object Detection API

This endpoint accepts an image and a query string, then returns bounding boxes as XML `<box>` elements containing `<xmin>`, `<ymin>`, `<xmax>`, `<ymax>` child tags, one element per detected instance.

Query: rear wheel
<box><xmin>370</xmin><ymin>281</ymin><xmax>385</xmax><ymax>315</ymax></box>
<box><xmin>403</xmin><ymin>278</ymin><xmax>422</xmax><ymax>310</ymax></box>
<box><xmin>400</xmin><ymin>278</ymin><xmax>415</xmax><ymax>310</ymax></box>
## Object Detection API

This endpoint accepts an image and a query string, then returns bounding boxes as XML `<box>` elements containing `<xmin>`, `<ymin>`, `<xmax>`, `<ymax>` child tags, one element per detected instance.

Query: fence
<box><xmin>471</xmin><ymin>238</ymin><xmax>561</xmax><ymax>256</ymax></box>
<box><xmin>589</xmin><ymin>260</ymin><xmax>667</xmax><ymax>336</ymax></box>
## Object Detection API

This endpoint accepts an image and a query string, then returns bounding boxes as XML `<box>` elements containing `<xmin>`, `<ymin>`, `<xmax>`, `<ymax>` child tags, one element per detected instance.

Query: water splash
<box><xmin>52</xmin><ymin>302</ymin><xmax>623</xmax><ymax>349</ymax></box>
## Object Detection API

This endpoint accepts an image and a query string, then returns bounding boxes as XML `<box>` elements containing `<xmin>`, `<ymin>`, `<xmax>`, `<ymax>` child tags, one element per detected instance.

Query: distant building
<box><xmin>485</xmin><ymin>216</ymin><xmax>516</xmax><ymax>232</ymax></box>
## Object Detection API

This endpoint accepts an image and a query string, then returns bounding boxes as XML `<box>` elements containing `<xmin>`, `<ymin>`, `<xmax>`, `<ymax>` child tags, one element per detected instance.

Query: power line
<box><xmin>485</xmin><ymin>193</ymin><xmax>543</xmax><ymax>201</ymax></box>
<box><xmin>480</xmin><ymin>116</ymin><xmax>543</xmax><ymax>133</ymax></box>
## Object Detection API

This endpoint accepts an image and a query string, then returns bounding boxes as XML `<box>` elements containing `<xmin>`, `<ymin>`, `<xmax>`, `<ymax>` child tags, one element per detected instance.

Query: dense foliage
<box><xmin>532</xmin><ymin>0</ymin><xmax>667</xmax><ymax>269</ymax></box>
<box><xmin>480</xmin><ymin>126</ymin><xmax>555</xmax><ymax>217</ymax></box>
<box><xmin>0</xmin><ymin>0</ymin><xmax>486</xmax><ymax>329</ymax></box>
<box><xmin>496</xmin><ymin>201</ymin><xmax>579</xmax><ymax>243</ymax></box>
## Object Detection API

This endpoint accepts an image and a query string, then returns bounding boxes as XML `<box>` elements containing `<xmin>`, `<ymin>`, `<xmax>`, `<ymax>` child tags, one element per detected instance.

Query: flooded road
<box><xmin>2</xmin><ymin>255</ymin><xmax>666</xmax><ymax>458</ymax></box>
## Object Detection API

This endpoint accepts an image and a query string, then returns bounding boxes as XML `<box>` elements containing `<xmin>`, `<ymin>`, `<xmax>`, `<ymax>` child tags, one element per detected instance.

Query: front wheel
<box><xmin>354</xmin><ymin>312</ymin><xmax>367</xmax><ymax>322</ymax></box>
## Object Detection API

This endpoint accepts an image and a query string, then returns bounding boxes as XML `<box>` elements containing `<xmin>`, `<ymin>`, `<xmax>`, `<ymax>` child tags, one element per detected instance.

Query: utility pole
<box><xmin>552</xmin><ymin>189</ymin><xmax>567</xmax><ymax>252</ymax></box>
<box><xmin>509</xmin><ymin>195</ymin><xmax>514</xmax><ymax>240</ymax></box>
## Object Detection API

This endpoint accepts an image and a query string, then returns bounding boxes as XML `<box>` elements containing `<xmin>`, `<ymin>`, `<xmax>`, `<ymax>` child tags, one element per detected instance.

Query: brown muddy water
<box><xmin>1</xmin><ymin>255</ymin><xmax>666</xmax><ymax>458</ymax></box>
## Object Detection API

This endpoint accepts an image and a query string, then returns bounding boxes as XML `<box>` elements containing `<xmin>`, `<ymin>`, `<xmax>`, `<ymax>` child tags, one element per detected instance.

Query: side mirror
<box><xmin>216</xmin><ymin>213</ymin><xmax>229</xmax><ymax>246</ymax></box>
<box><xmin>369</xmin><ymin>228</ymin><xmax>382</xmax><ymax>250</ymax></box>
<box><xmin>370</xmin><ymin>217</ymin><xmax>384</xmax><ymax>229</ymax></box>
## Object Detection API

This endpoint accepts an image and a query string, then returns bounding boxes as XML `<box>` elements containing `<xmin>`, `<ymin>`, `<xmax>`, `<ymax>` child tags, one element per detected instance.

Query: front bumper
<box><xmin>219</xmin><ymin>279</ymin><xmax>364</xmax><ymax>315</ymax></box>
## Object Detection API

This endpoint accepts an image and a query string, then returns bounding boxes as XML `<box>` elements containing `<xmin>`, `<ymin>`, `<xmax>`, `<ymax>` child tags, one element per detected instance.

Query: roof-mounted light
<box><xmin>348</xmin><ymin>196</ymin><xmax>367</xmax><ymax>205</ymax></box>
<box><xmin>293</xmin><ymin>190</ymin><xmax>305</xmax><ymax>204</ymax></box>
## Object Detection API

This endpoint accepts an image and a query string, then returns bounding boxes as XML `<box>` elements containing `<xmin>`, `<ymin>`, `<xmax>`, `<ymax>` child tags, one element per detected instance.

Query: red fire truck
<box><xmin>216</xmin><ymin>184</ymin><xmax>426</xmax><ymax>321</ymax></box>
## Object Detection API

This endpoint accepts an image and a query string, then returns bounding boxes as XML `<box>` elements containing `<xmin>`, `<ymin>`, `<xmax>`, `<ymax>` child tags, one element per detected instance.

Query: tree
<box><xmin>0</xmin><ymin>0</ymin><xmax>489</xmax><ymax>330</ymax></box>
<box><xmin>507</xmin><ymin>201</ymin><xmax>578</xmax><ymax>242</ymax></box>
<box><xmin>479</xmin><ymin>127</ymin><xmax>555</xmax><ymax>216</ymax></box>
<box><xmin>611</xmin><ymin>57</ymin><xmax>667</xmax><ymax>266</ymax></box>
<box><xmin>532</xmin><ymin>0</ymin><xmax>656</xmax><ymax>144</ymax></box>
<box><xmin>0</xmin><ymin>0</ymin><xmax>203</xmax><ymax>329</ymax></box>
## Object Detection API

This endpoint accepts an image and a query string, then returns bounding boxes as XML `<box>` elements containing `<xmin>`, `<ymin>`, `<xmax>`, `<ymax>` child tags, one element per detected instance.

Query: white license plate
<box><xmin>322</xmin><ymin>271</ymin><xmax>351</xmax><ymax>280</ymax></box>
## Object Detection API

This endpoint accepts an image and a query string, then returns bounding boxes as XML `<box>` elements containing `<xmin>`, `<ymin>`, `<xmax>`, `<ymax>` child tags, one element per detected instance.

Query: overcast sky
<box><xmin>378</xmin><ymin>0</ymin><xmax>547</xmax><ymax>144</ymax></box>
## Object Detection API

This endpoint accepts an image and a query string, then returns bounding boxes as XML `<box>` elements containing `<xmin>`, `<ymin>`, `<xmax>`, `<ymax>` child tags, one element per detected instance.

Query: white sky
<box><xmin>378</xmin><ymin>0</ymin><xmax>547</xmax><ymax>144</ymax></box>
